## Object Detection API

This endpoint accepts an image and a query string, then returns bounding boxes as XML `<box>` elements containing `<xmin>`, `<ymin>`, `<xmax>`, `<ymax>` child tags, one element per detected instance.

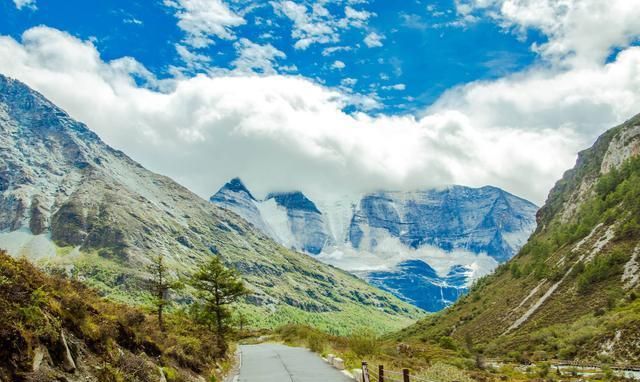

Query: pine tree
<box><xmin>147</xmin><ymin>254</ymin><xmax>177</xmax><ymax>332</ymax></box>
<box><xmin>190</xmin><ymin>256</ymin><xmax>248</xmax><ymax>356</ymax></box>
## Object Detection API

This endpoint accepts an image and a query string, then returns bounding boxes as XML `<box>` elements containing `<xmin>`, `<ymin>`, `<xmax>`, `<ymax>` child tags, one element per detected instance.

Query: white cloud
<box><xmin>322</xmin><ymin>46</ymin><xmax>352</xmax><ymax>56</ymax></box>
<box><xmin>344</xmin><ymin>6</ymin><xmax>372</xmax><ymax>26</ymax></box>
<box><xmin>382</xmin><ymin>83</ymin><xmax>406</xmax><ymax>91</ymax></box>
<box><xmin>364</xmin><ymin>32</ymin><xmax>384</xmax><ymax>47</ymax></box>
<box><xmin>164</xmin><ymin>0</ymin><xmax>245</xmax><ymax>48</ymax></box>
<box><xmin>174</xmin><ymin>43</ymin><xmax>211</xmax><ymax>72</ymax></box>
<box><xmin>331</xmin><ymin>60</ymin><xmax>346</xmax><ymax>70</ymax></box>
<box><xmin>456</xmin><ymin>0</ymin><xmax>640</xmax><ymax>67</ymax></box>
<box><xmin>271</xmin><ymin>1</ymin><xmax>373</xmax><ymax>50</ymax></box>
<box><xmin>1</xmin><ymin>26</ymin><xmax>640</xmax><ymax>207</ymax></box>
<box><xmin>341</xmin><ymin>78</ymin><xmax>357</xmax><ymax>87</ymax></box>
<box><xmin>232</xmin><ymin>38</ymin><xmax>286</xmax><ymax>74</ymax></box>
<box><xmin>13</xmin><ymin>0</ymin><xmax>36</xmax><ymax>10</ymax></box>
<box><xmin>124</xmin><ymin>18</ymin><xmax>143</xmax><ymax>25</ymax></box>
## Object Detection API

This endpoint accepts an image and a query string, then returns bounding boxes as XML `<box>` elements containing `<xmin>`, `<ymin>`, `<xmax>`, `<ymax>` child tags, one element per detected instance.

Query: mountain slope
<box><xmin>396</xmin><ymin>114</ymin><xmax>640</xmax><ymax>363</ymax></box>
<box><xmin>0</xmin><ymin>250</ymin><xmax>220</xmax><ymax>382</ymax></box>
<box><xmin>211</xmin><ymin>181</ymin><xmax>537</xmax><ymax>311</ymax></box>
<box><xmin>0</xmin><ymin>74</ymin><xmax>422</xmax><ymax>334</ymax></box>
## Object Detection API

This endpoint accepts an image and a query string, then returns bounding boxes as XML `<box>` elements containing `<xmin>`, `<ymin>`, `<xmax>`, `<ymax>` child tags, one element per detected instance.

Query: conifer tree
<box><xmin>190</xmin><ymin>256</ymin><xmax>248</xmax><ymax>356</ymax></box>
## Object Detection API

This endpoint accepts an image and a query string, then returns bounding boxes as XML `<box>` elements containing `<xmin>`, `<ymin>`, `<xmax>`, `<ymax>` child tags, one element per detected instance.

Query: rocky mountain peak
<box><xmin>216</xmin><ymin>177</ymin><xmax>255</xmax><ymax>200</ymax></box>
<box><xmin>266</xmin><ymin>191</ymin><xmax>321</xmax><ymax>213</ymax></box>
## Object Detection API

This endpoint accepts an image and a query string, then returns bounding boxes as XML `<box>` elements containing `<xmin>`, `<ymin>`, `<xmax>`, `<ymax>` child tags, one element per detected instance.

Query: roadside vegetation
<box><xmin>0</xmin><ymin>250</ymin><xmax>247</xmax><ymax>382</ymax></box>
<box><xmin>271</xmin><ymin>322</ymin><xmax>639</xmax><ymax>381</ymax></box>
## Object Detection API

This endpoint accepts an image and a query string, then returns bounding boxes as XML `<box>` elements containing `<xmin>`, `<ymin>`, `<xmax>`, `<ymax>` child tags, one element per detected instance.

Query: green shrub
<box><xmin>306</xmin><ymin>332</ymin><xmax>327</xmax><ymax>353</ymax></box>
<box><xmin>438</xmin><ymin>336</ymin><xmax>457</xmax><ymax>351</ymax></box>
<box><xmin>347</xmin><ymin>329</ymin><xmax>379</xmax><ymax>357</ymax></box>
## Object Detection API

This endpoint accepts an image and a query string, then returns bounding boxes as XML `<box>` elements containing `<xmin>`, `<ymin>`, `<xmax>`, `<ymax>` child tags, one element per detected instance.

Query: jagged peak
<box><xmin>212</xmin><ymin>177</ymin><xmax>256</xmax><ymax>201</ymax></box>
<box><xmin>265</xmin><ymin>191</ymin><xmax>321</xmax><ymax>214</ymax></box>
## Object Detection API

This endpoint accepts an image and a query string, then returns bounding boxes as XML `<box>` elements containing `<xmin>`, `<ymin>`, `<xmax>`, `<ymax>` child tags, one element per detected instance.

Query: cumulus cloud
<box><xmin>1</xmin><ymin>24</ymin><xmax>640</xmax><ymax>206</ymax></box>
<box><xmin>364</xmin><ymin>32</ymin><xmax>384</xmax><ymax>47</ymax></box>
<box><xmin>13</xmin><ymin>0</ymin><xmax>36</xmax><ymax>10</ymax></box>
<box><xmin>164</xmin><ymin>0</ymin><xmax>245</xmax><ymax>48</ymax></box>
<box><xmin>457</xmin><ymin>0</ymin><xmax>640</xmax><ymax>67</ymax></box>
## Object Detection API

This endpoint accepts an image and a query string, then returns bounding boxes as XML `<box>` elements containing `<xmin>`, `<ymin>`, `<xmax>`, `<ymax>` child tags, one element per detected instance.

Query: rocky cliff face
<box><xmin>397</xmin><ymin>113</ymin><xmax>640</xmax><ymax>363</ymax></box>
<box><xmin>348</xmin><ymin>187</ymin><xmax>537</xmax><ymax>263</ymax></box>
<box><xmin>0</xmin><ymin>74</ymin><xmax>422</xmax><ymax>334</ymax></box>
<box><xmin>265</xmin><ymin>191</ymin><xmax>332</xmax><ymax>254</ymax></box>
<box><xmin>364</xmin><ymin>261</ymin><xmax>469</xmax><ymax>312</ymax></box>
<box><xmin>211</xmin><ymin>180</ymin><xmax>537</xmax><ymax>311</ymax></box>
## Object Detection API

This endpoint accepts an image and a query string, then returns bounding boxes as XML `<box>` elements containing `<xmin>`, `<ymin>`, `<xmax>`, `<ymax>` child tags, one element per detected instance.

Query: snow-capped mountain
<box><xmin>211</xmin><ymin>179</ymin><xmax>538</xmax><ymax>311</ymax></box>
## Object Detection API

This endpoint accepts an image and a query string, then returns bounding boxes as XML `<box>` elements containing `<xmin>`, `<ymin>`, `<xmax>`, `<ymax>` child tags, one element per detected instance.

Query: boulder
<box><xmin>333</xmin><ymin>357</ymin><xmax>345</xmax><ymax>370</ymax></box>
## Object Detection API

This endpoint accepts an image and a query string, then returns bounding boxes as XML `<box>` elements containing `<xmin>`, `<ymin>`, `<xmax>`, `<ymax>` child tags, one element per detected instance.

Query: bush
<box><xmin>347</xmin><ymin>329</ymin><xmax>379</xmax><ymax>357</ymax></box>
<box><xmin>306</xmin><ymin>332</ymin><xmax>327</xmax><ymax>353</ymax></box>
<box><xmin>438</xmin><ymin>336</ymin><xmax>458</xmax><ymax>351</ymax></box>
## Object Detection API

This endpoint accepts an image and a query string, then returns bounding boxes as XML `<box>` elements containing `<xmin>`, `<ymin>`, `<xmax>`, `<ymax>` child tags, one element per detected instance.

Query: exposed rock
<box><xmin>59</xmin><ymin>331</ymin><xmax>76</xmax><ymax>373</ymax></box>
<box><xmin>31</xmin><ymin>345</ymin><xmax>51</xmax><ymax>372</ymax></box>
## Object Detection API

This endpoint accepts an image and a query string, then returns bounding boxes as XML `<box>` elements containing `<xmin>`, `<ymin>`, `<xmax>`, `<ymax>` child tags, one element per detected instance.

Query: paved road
<box><xmin>237</xmin><ymin>343</ymin><xmax>353</xmax><ymax>382</ymax></box>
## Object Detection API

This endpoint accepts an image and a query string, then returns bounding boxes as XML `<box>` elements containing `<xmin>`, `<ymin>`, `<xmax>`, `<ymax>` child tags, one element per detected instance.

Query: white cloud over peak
<box><xmin>164</xmin><ymin>0</ymin><xmax>245</xmax><ymax>48</ymax></box>
<box><xmin>1</xmin><ymin>23</ymin><xmax>640</xmax><ymax>206</ymax></box>
<box><xmin>364</xmin><ymin>32</ymin><xmax>384</xmax><ymax>47</ymax></box>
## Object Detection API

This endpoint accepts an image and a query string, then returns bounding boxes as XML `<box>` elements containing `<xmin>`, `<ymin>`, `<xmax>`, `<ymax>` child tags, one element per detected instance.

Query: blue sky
<box><xmin>2</xmin><ymin>0</ymin><xmax>640</xmax><ymax>205</ymax></box>
<box><xmin>1</xmin><ymin>0</ymin><xmax>545</xmax><ymax>114</ymax></box>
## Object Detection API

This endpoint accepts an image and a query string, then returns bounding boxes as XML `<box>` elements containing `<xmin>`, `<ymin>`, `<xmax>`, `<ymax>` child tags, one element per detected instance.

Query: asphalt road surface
<box><xmin>237</xmin><ymin>343</ymin><xmax>353</xmax><ymax>382</ymax></box>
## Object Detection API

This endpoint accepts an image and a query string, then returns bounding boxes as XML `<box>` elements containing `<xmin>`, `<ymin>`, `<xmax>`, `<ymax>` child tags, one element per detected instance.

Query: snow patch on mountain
<box><xmin>256</xmin><ymin>198</ymin><xmax>295</xmax><ymax>248</ymax></box>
